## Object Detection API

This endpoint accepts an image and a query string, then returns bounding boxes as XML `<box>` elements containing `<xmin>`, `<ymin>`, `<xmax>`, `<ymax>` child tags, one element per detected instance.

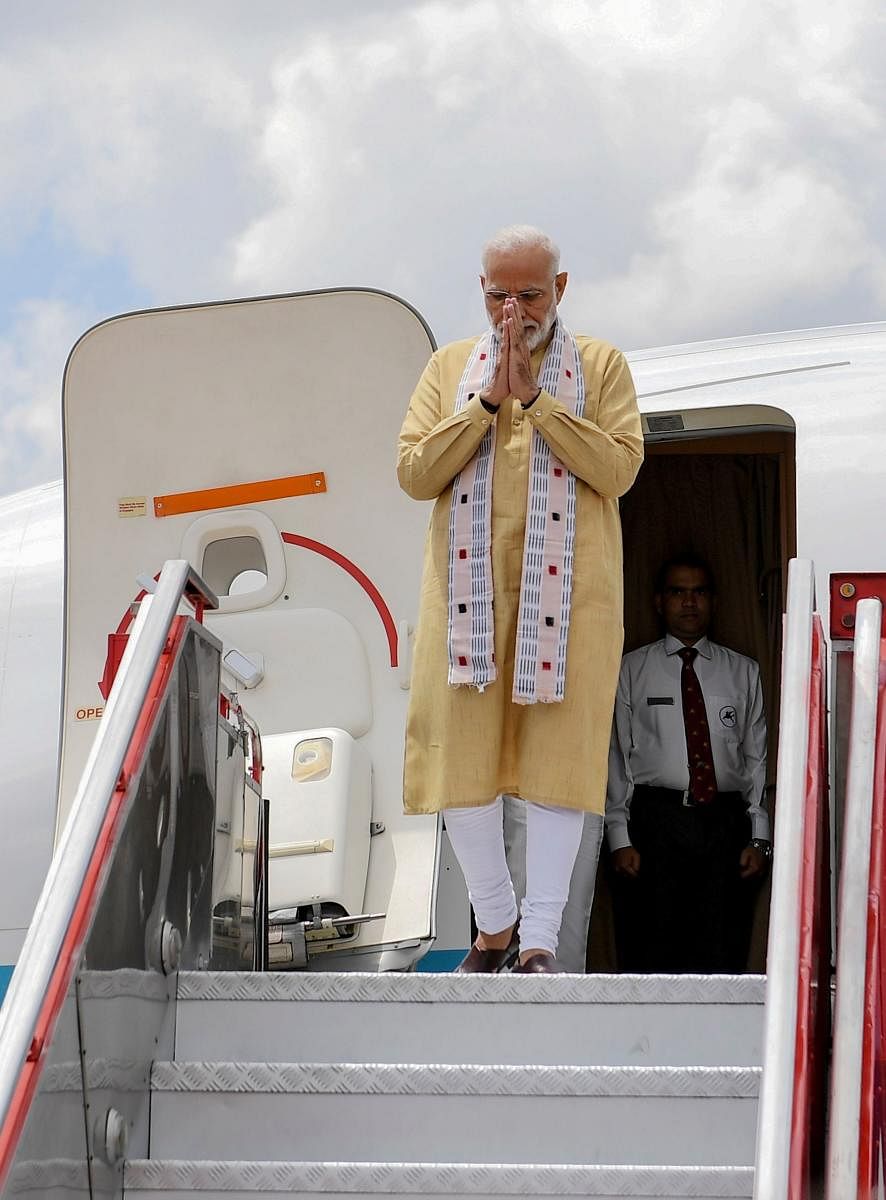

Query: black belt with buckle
<box><xmin>633</xmin><ymin>784</ymin><xmax>742</xmax><ymax>809</ymax></box>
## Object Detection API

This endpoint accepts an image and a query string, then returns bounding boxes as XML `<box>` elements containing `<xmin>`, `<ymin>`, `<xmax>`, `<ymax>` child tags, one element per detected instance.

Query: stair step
<box><xmin>174</xmin><ymin>972</ymin><xmax>765</xmax><ymax>1068</ymax></box>
<box><xmin>149</xmin><ymin>1062</ymin><xmax>759</xmax><ymax>1167</ymax></box>
<box><xmin>123</xmin><ymin>1159</ymin><xmax>754</xmax><ymax>1197</ymax></box>
<box><xmin>3</xmin><ymin>1158</ymin><xmax>91</xmax><ymax>1196</ymax></box>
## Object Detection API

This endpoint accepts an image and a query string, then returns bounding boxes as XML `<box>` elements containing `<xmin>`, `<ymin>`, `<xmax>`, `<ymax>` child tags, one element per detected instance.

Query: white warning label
<box><xmin>118</xmin><ymin>497</ymin><xmax>147</xmax><ymax>518</ymax></box>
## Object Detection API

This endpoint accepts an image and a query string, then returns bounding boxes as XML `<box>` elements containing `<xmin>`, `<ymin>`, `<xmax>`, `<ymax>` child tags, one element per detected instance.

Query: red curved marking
<box><xmin>116</xmin><ymin>590</ymin><xmax>146</xmax><ymax>637</ymax></box>
<box><xmin>282</xmin><ymin>532</ymin><xmax>398</xmax><ymax>668</ymax></box>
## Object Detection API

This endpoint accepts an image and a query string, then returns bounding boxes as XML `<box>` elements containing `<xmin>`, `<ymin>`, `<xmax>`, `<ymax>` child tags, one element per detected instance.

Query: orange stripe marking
<box><xmin>154</xmin><ymin>471</ymin><xmax>326</xmax><ymax>518</ymax></box>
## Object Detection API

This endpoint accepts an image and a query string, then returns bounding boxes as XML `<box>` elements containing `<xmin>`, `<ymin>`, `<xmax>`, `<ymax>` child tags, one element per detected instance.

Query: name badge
<box><xmin>646</xmin><ymin>697</ymin><xmax>674</xmax><ymax>706</ymax></box>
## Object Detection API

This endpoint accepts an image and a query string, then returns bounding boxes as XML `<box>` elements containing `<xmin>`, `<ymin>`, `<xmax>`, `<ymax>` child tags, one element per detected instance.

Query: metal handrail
<box><xmin>755</xmin><ymin>558</ymin><xmax>815</xmax><ymax>1199</ymax></box>
<box><xmin>826</xmin><ymin>597</ymin><xmax>883</xmax><ymax>1195</ymax></box>
<box><xmin>253</xmin><ymin>796</ymin><xmax>270</xmax><ymax>972</ymax></box>
<box><xmin>0</xmin><ymin>560</ymin><xmax>217</xmax><ymax>1179</ymax></box>
<box><xmin>858</xmin><ymin>636</ymin><xmax>886</xmax><ymax>1198</ymax></box>
<box><xmin>788</xmin><ymin>614</ymin><xmax>830</xmax><ymax>1193</ymax></box>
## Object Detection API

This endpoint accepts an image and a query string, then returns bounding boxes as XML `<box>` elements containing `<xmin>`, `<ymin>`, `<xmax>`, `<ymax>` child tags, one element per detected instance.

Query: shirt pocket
<box><xmin>707</xmin><ymin>693</ymin><xmax>742</xmax><ymax>743</ymax></box>
<box><xmin>635</xmin><ymin>695</ymin><xmax>682</xmax><ymax>748</ymax></box>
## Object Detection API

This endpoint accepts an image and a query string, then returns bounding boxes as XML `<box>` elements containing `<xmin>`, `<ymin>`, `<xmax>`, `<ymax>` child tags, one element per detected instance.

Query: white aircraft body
<box><xmin>0</xmin><ymin>299</ymin><xmax>884</xmax><ymax>994</ymax></box>
<box><xmin>0</xmin><ymin>292</ymin><xmax>884</xmax><ymax>1198</ymax></box>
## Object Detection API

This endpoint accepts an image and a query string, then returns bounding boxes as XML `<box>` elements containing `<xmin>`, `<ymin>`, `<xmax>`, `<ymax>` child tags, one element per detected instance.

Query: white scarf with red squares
<box><xmin>446</xmin><ymin>320</ymin><xmax>585</xmax><ymax>704</ymax></box>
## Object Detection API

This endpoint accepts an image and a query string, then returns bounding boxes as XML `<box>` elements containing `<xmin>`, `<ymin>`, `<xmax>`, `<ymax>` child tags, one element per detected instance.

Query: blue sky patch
<box><xmin>0</xmin><ymin>213</ymin><xmax>150</xmax><ymax>339</ymax></box>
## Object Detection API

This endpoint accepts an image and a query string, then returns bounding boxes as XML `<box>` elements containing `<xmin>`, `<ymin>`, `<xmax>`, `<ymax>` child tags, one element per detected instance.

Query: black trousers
<box><xmin>614</xmin><ymin>785</ymin><xmax>757</xmax><ymax>974</ymax></box>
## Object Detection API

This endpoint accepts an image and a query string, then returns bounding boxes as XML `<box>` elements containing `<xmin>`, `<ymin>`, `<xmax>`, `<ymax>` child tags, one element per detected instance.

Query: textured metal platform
<box><xmin>79</xmin><ymin>967</ymin><xmax>173</xmax><ymax>1002</ymax></box>
<box><xmin>123</xmin><ymin>1159</ymin><xmax>755</xmax><ymax>1197</ymax></box>
<box><xmin>149</xmin><ymin>1061</ymin><xmax>759</xmax><ymax>1166</ymax></box>
<box><xmin>41</xmin><ymin>1056</ymin><xmax>149</xmax><ymax>1093</ymax></box>
<box><xmin>174</xmin><ymin>972</ymin><xmax>765</xmax><ymax>1068</ymax></box>
<box><xmin>127</xmin><ymin>971</ymin><xmax>769</xmax><ymax>1186</ymax></box>
<box><xmin>177</xmin><ymin>971</ymin><xmax>766</xmax><ymax>1005</ymax></box>
<box><xmin>151</xmin><ymin>1061</ymin><xmax>761</xmax><ymax>1098</ymax></box>
<box><xmin>4</xmin><ymin>1158</ymin><xmax>91</xmax><ymax>1195</ymax></box>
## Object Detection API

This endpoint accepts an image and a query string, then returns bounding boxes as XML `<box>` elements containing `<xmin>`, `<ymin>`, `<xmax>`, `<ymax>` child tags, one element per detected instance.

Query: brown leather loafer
<box><xmin>455</xmin><ymin>937</ymin><xmax>519</xmax><ymax>974</ymax></box>
<box><xmin>511</xmin><ymin>952</ymin><xmax>563</xmax><ymax>974</ymax></box>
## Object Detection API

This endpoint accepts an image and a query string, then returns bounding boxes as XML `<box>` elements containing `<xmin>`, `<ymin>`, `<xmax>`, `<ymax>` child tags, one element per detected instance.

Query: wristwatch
<box><xmin>750</xmin><ymin>838</ymin><xmax>773</xmax><ymax>861</ymax></box>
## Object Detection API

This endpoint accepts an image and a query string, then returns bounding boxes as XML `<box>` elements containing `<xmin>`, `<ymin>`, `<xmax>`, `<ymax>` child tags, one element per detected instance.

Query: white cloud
<box><xmin>223</xmin><ymin>0</ymin><xmax>885</xmax><ymax>347</ymax></box>
<box><xmin>0</xmin><ymin>300</ymin><xmax>88</xmax><ymax>491</ymax></box>
<box><xmin>567</xmin><ymin>96</ymin><xmax>876</xmax><ymax>347</ymax></box>
<box><xmin>0</xmin><ymin>17</ymin><xmax>267</xmax><ymax>297</ymax></box>
<box><xmin>0</xmin><ymin>0</ymin><xmax>884</xmax><ymax>495</ymax></box>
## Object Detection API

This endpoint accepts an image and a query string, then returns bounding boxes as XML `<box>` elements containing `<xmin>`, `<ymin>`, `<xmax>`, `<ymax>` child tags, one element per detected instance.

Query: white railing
<box><xmin>0</xmin><ymin>560</ymin><xmax>217</xmax><ymax>1185</ymax></box>
<box><xmin>826</xmin><ymin>597</ymin><xmax>883</xmax><ymax>1196</ymax></box>
<box><xmin>755</xmin><ymin>558</ymin><xmax>816</xmax><ymax>1199</ymax></box>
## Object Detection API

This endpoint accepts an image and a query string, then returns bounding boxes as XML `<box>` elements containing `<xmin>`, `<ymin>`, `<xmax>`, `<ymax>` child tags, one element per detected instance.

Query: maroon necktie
<box><xmin>678</xmin><ymin>646</ymin><xmax>718</xmax><ymax>803</ymax></box>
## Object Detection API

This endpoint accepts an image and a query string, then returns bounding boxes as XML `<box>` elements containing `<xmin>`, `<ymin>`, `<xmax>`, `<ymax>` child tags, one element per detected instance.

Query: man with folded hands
<box><xmin>398</xmin><ymin>224</ymin><xmax>643</xmax><ymax>973</ymax></box>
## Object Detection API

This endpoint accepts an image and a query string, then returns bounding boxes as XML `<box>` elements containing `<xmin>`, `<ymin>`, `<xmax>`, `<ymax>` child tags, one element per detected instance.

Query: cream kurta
<box><xmin>398</xmin><ymin>333</ymin><xmax>643</xmax><ymax>814</ymax></box>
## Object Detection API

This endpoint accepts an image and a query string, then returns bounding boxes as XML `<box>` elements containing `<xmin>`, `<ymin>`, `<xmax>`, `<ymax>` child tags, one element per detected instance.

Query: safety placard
<box><xmin>118</xmin><ymin>497</ymin><xmax>148</xmax><ymax>518</ymax></box>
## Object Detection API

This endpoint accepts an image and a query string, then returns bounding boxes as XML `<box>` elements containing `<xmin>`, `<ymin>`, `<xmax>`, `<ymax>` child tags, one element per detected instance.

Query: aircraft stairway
<box><xmin>0</xmin><ymin>556</ymin><xmax>869</xmax><ymax>1200</ymax></box>
<box><xmin>121</xmin><ymin>969</ymin><xmax>763</xmax><ymax>1198</ymax></box>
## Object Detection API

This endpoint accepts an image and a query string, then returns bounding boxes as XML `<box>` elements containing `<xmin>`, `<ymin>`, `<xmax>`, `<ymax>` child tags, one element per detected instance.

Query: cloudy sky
<box><xmin>1</xmin><ymin>0</ymin><xmax>884</xmax><ymax>495</ymax></box>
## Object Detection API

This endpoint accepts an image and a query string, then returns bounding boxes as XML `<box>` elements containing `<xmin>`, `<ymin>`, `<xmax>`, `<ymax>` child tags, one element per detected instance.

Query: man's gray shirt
<box><xmin>605</xmin><ymin>634</ymin><xmax>770</xmax><ymax>851</ymax></box>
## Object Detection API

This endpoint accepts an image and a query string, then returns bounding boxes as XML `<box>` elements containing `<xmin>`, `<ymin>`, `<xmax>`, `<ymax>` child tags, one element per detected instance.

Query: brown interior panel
<box><xmin>588</xmin><ymin>428</ymin><xmax>796</xmax><ymax>973</ymax></box>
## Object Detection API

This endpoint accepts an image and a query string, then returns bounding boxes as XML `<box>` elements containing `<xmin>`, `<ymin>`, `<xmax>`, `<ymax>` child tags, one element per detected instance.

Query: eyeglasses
<box><xmin>484</xmin><ymin>288</ymin><xmax>547</xmax><ymax>305</ymax></box>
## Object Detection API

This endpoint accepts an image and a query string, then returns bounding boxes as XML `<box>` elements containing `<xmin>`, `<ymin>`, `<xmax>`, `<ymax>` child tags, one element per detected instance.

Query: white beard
<box><xmin>493</xmin><ymin>300</ymin><xmax>558</xmax><ymax>351</ymax></box>
<box><xmin>526</xmin><ymin>304</ymin><xmax>557</xmax><ymax>349</ymax></box>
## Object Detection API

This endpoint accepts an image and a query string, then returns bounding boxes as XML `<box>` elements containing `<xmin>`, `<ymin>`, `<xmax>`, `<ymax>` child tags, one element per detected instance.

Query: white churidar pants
<box><xmin>444</xmin><ymin>796</ymin><xmax>586</xmax><ymax>957</ymax></box>
<box><xmin>503</xmin><ymin>796</ymin><xmax>604</xmax><ymax>973</ymax></box>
